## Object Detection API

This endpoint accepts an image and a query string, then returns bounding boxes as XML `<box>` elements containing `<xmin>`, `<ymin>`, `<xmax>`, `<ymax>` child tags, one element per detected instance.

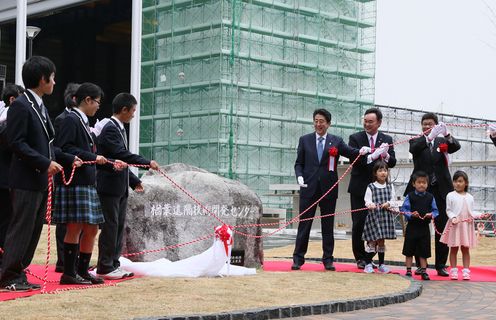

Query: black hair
<box><xmin>411</xmin><ymin>171</ymin><xmax>429</xmax><ymax>184</ymax></box>
<box><xmin>74</xmin><ymin>82</ymin><xmax>104</xmax><ymax>106</ymax></box>
<box><xmin>21</xmin><ymin>56</ymin><xmax>56</xmax><ymax>89</ymax></box>
<box><xmin>372</xmin><ymin>160</ymin><xmax>389</xmax><ymax>183</ymax></box>
<box><xmin>313</xmin><ymin>108</ymin><xmax>331</xmax><ymax>123</ymax></box>
<box><xmin>421</xmin><ymin>112</ymin><xmax>439</xmax><ymax>125</ymax></box>
<box><xmin>63</xmin><ymin>82</ymin><xmax>81</xmax><ymax>108</ymax></box>
<box><xmin>2</xmin><ymin>83</ymin><xmax>25</xmax><ymax>106</ymax></box>
<box><xmin>112</xmin><ymin>92</ymin><xmax>137</xmax><ymax>114</ymax></box>
<box><xmin>364</xmin><ymin>107</ymin><xmax>383</xmax><ymax>121</ymax></box>
<box><xmin>453</xmin><ymin>170</ymin><xmax>469</xmax><ymax>192</ymax></box>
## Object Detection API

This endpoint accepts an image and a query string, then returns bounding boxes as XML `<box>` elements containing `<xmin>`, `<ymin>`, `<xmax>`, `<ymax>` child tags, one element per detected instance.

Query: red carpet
<box><xmin>263</xmin><ymin>260</ymin><xmax>496</xmax><ymax>282</ymax></box>
<box><xmin>0</xmin><ymin>265</ymin><xmax>135</xmax><ymax>301</ymax></box>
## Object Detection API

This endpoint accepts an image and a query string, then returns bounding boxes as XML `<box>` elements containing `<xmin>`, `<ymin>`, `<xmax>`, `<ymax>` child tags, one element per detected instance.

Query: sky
<box><xmin>375</xmin><ymin>0</ymin><xmax>496</xmax><ymax>121</ymax></box>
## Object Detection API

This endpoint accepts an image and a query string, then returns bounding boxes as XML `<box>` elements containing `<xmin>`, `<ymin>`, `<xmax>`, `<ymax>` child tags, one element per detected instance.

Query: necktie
<box><xmin>85</xmin><ymin>121</ymin><xmax>96</xmax><ymax>153</ymax></box>
<box><xmin>39</xmin><ymin>103</ymin><xmax>48</xmax><ymax>122</ymax></box>
<box><xmin>317</xmin><ymin>136</ymin><xmax>324</xmax><ymax>162</ymax></box>
<box><xmin>428</xmin><ymin>141</ymin><xmax>433</xmax><ymax>152</ymax></box>
<box><xmin>121</xmin><ymin>127</ymin><xmax>128</xmax><ymax>149</ymax></box>
<box><xmin>370</xmin><ymin>136</ymin><xmax>375</xmax><ymax>152</ymax></box>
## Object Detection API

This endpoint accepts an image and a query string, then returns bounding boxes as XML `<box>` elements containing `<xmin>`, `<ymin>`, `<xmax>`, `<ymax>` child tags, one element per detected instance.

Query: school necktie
<box><xmin>84</xmin><ymin>121</ymin><xmax>96</xmax><ymax>153</ymax></box>
<box><xmin>317</xmin><ymin>136</ymin><xmax>324</xmax><ymax>162</ymax></box>
<box><xmin>121</xmin><ymin>127</ymin><xmax>128</xmax><ymax>150</ymax></box>
<box><xmin>39</xmin><ymin>103</ymin><xmax>48</xmax><ymax>123</ymax></box>
<box><xmin>370</xmin><ymin>136</ymin><xmax>375</xmax><ymax>152</ymax></box>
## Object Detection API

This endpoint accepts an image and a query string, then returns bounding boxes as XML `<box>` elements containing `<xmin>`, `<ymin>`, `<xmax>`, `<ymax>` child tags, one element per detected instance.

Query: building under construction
<box><xmin>139</xmin><ymin>0</ymin><xmax>377</xmax><ymax>206</ymax></box>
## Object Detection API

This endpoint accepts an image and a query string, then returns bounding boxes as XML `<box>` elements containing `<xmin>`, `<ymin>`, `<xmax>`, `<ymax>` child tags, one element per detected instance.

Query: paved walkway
<box><xmin>296</xmin><ymin>281</ymin><xmax>496</xmax><ymax>320</ymax></box>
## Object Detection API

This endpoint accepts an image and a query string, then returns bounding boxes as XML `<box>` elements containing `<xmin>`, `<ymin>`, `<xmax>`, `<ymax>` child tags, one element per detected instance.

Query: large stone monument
<box><xmin>124</xmin><ymin>163</ymin><xmax>263</xmax><ymax>267</ymax></box>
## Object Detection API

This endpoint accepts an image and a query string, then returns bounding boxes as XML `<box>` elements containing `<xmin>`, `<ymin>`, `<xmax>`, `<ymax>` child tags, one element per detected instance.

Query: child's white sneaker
<box><xmin>462</xmin><ymin>268</ymin><xmax>471</xmax><ymax>280</ymax></box>
<box><xmin>364</xmin><ymin>263</ymin><xmax>374</xmax><ymax>273</ymax></box>
<box><xmin>450</xmin><ymin>267</ymin><xmax>458</xmax><ymax>280</ymax></box>
<box><xmin>378</xmin><ymin>264</ymin><xmax>390</xmax><ymax>274</ymax></box>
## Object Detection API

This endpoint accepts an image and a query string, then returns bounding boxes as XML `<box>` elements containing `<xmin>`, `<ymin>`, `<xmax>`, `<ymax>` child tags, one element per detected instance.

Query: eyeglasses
<box><xmin>91</xmin><ymin>98</ymin><xmax>101</xmax><ymax>106</ymax></box>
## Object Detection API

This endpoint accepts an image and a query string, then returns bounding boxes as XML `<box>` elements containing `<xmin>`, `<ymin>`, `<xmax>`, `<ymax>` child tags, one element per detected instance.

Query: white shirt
<box><xmin>366</xmin><ymin>132</ymin><xmax>378</xmax><ymax>148</ymax></box>
<box><xmin>27</xmin><ymin>89</ymin><xmax>43</xmax><ymax>107</ymax></box>
<box><xmin>72</xmin><ymin>107</ymin><xmax>89</xmax><ymax>125</ymax></box>
<box><xmin>364</xmin><ymin>181</ymin><xmax>396</xmax><ymax>207</ymax></box>
<box><xmin>0</xmin><ymin>103</ymin><xmax>7</xmax><ymax>122</ymax></box>
<box><xmin>111</xmin><ymin>115</ymin><xmax>125</xmax><ymax>130</ymax></box>
<box><xmin>315</xmin><ymin>132</ymin><xmax>326</xmax><ymax>150</ymax></box>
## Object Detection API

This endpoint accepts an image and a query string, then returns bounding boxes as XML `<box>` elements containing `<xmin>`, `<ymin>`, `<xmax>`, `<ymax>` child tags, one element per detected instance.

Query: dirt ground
<box><xmin>0</xmin><ymin>226</ymin><xmax>412</xmax><ymax>320</ymax></box>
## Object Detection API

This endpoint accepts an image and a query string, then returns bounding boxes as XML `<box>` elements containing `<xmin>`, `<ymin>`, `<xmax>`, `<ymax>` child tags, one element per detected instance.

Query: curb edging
<box><xmin>137</xmin><ymin>279</ymin><xmax>422</xmax><ymax>320</ymax></box>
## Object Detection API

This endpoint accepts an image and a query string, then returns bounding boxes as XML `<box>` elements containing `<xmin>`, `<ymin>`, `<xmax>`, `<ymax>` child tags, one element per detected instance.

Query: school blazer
<box><xmin>295</xmin><ymin>132</ymin><xmax>358</xmax><ymax>200</ymax></box>
<box><xmin>6</xmin><ymin>91</ymin><xmax>74</xmax><ymax>191</ymax></box>
<box><xmin>347</xmin><ymin>130</ymin><xmax>396</xmax><ymax>196</ymax></box>
<box><xmin>54</xmin><ymin>111</ymin><xmax>98</xmax><ymax>186</ymax></box>
<box><xmin>96</xmin><ymin>118</ymin><xmax>150</xmax><ymax>197</ymax></box>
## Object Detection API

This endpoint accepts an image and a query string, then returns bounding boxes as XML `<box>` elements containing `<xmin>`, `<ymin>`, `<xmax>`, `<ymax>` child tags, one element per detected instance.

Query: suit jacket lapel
<box><xmin>376</xmin><ymin>132</ymin><xmax>384</xmax><ymax>148</ymax></box>
<box><xmin>24</xmin><ymin>91</ymin><xmax>51</xmax><ymax>140</ymax></box>
<box><xmin>322</xmin><ymin>133</ymin><xmax>333</xmax><ymax>163</ymax></box>
<box><xmin>110</xmin><ymin>118</ymin><xmax>127</xmax><ymax>149</ymax></box>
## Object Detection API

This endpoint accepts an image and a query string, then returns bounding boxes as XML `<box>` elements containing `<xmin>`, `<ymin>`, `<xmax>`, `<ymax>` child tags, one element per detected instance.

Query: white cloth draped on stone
<box><xmin>119</xmin><ymin>225</ymin><xmax>256</xmax><ymax>277</ymax></box>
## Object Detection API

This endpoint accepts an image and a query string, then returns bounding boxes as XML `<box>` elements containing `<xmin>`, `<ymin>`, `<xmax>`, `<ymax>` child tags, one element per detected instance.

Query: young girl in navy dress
<box><xmin>440</xmin><ymin>171</ymin><xmax>490</xmax><ymax>280</ymax></box>
<box><xmin>362</xmin><ymin>161</ymin><xmax>397</xmax><ymax>274</ymax></box>
<box><xmin>53</xmin><ymin>83</ymin><xmax>108</xmax><ymax>285</ymax></box>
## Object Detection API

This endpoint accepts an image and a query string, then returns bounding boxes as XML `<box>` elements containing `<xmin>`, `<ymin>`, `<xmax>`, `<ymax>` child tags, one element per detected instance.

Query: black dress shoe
<box><xmin>356</xmin><ymin>260</ymin><xmax>366</xmax><ymax>269</ymax></box>
<box><xmin>414</xmin><ymin>267</ymin><xmax>423</xmax><ymax>275</ymax></box>
<box><xmin>405</xmin><ymin>270</ymin><xmax>412</xmax><ymax>277</ymax></box>
<box><xmin>60</xmin><ymin>274</ymin><xmax>92</xmax><ymax>285</ymax></box>
<box><xmin>79</xmin><ymin>273</ymin><xmax>105</xmax><ymax>284</ymax></box>
<box><xmin>25</xmin><ymin>281</ymin><xmax>41</xmax><ymax>290</ymax></box>
<box><xmin>421</xmin><ymin>272</ymin><xmax>431</xmax><ymax>280</ymax></box>
<box><xmin>291</xmin><ymin>263</ymin><xmax>301</xmax><ymax>270</ymax></box>
<box><xmin>324</xmin><ymin>262</ymin><xmax>336</xmax><ymax>271</ymax></box>
<box><xmin>437</xmin><ymin>268</ymin><xmax>449</xmax><ymax>277</ymax></box>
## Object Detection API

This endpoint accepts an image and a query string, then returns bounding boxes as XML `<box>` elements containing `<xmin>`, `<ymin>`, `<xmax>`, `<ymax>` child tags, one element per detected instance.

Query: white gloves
<box><xmin>489</xmin><ymin>123</ymin><xmax>496</xmax><ymax>138</ymax></box>
<box><xmin>297</xmin><ymin>176</ymin><xmax>305</xmax><ymax>187</ymax></box>
<box><xmin>370</xmin><ymin>143</ymin><xmax>389</xmax><ymax>161</ymax></box>
<box><xmin>427</xmin><ymin>122</ymin><xmax>448</xmax><ymax>141</ymax></box>
<box><xmin>359</xmin><ymin>146</ymin><xmax>371</xmax><ymax>155</ymax></box>
<box><xmin>438</xmin><ymin>122</ymin><xmax>449</xmax><ymax>137</ymax></box>
<box><xmin>379</xmin><ymin>142</ymin><xmax>389</xmax><ymax>158</ymax></box>
<box><xmin>370</xmin><ymin>148</ymin><xmax>382</xmax><ymax>161</ymax></box>
<box><xmin>91</xmin><ymin>118</ymin><xmax>111</xmax><ymax>137</ymax></box>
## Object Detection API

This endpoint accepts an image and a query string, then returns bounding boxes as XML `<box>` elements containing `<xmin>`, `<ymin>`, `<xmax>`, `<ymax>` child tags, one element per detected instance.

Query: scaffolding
<box><xmin>140</xmin><ymin>0</ymin><xmax>377</xmax><ymax>207</ymax></box>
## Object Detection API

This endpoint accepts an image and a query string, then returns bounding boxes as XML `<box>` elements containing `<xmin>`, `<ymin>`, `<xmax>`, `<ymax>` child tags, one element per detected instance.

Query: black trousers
<box><xmin>0</xmin><ymin>188</ymin><xmax>12</xmax><ymax>253</ymax></box>
<box><xmin>293</xmin><ymin>190</ymin><xmax>337</xmax><ymax>265</ymax></box>
<box><xmin>429</xmin><ymin>184</ymin><xmax>449</xmax><ymax>270</ymax></box>
<box><xmin>350</xmin><ymin>193</ymin><xmax>369</xmax><ymax>262</ymax></box>
<box><xmin>97</xmin><ymin>194</ymin><xmax>128</xmax><ymax>274</ymax></box>
<box><xmin>0</xmin><ymin>189</ymin><xmax>46</xmax><ymax>283</ymax></box>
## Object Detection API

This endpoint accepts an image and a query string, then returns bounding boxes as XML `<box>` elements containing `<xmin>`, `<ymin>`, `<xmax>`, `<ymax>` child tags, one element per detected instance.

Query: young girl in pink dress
<box><xmin>440</xmin><ymin>171</ymin><xmax>490</xmax><ymax>280</ymax></box>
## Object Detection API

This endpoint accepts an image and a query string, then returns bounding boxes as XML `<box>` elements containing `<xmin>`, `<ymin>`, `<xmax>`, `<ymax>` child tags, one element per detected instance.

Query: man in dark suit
<box><xmin>292</xmin><ymin>109</ymin><xmax>366</xmax><ymax>271</ymax></box>
<box><xmin>0</xmin><ymin>56</ymin><xmax>79</xmax><ymax>291</ymax></box>
<box><xmin>53</xmin><ymin>82</ymin><xmax>81</xmax><ymax>273</ymax></box>
<box><xmin>348</xmin><ymin>107</ymin><xmax>396</xmax><ymax>269</ymax></box>
<box><xmin>489</xmin><ymin>124</ymin><xmax>496</xmax><ymax>146</ymax></box>
<box><xmin>404</xmin><ymin>112</ymin><xmax>461</xmax><ymax>277</ymax></box>
<box><xmin>96</xmin><ymin>93</ymin><xmax>159</xmax><ymax>279</ymax></box>
<box><xmin>0</xmin><ymin>84</ymin><xmax>24</xmax><ymax>265</ymax></box>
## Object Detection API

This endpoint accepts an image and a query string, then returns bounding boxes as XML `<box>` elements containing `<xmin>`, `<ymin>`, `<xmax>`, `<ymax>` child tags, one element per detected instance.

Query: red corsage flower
<box><xmin>438</xmin><ymin>143</ymin><xmax>448</xmax><ymax>153</ymax></box>
<box><xmin>329</xmin><ymin>147</ymin><xmax>338</xmax><ymax>157</ymax></box>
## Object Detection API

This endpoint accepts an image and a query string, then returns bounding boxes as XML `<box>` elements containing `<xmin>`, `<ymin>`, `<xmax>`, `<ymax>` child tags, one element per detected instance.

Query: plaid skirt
<box><xmin>52</xmin><ymin>185</ymin><xmax>105</xmax><ymax>224</ymax></box>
